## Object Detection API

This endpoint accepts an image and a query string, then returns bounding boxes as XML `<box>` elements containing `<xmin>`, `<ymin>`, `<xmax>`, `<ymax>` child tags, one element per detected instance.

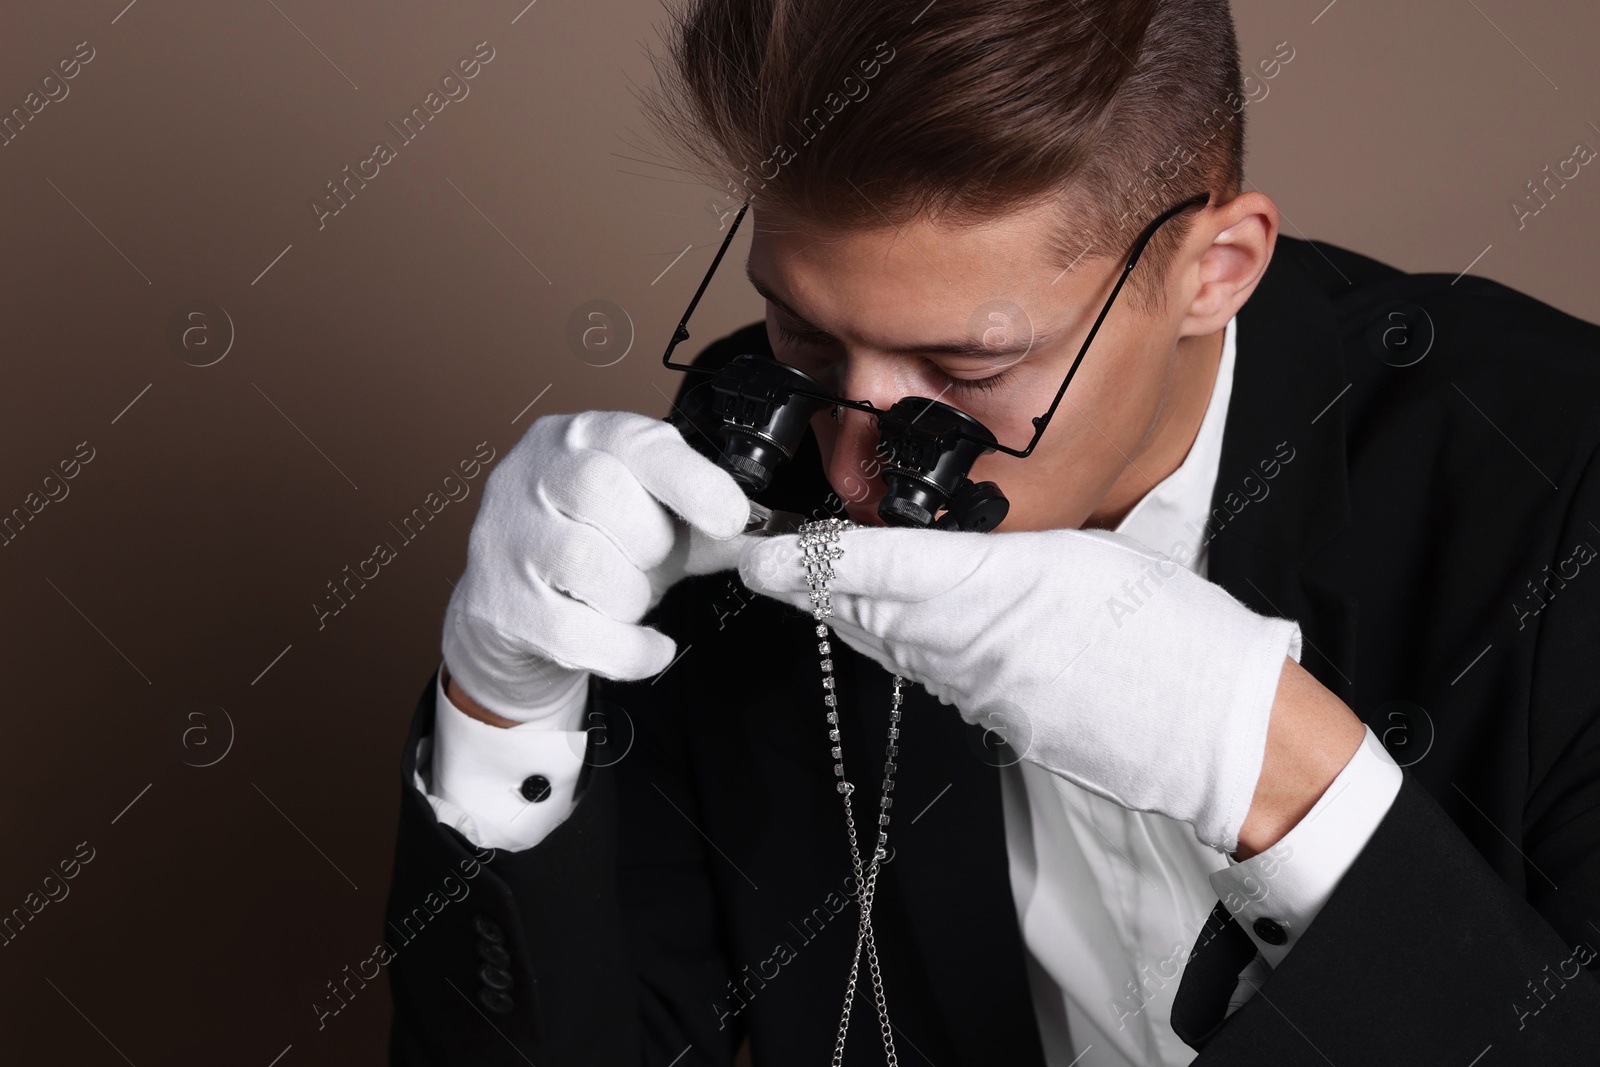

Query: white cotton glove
<box><xmin>441</xmin><ymin>410</ymin><xmax>753</xmax><ymax>725</ymax></box>
<box><xmin>738</xmin><ymin>525</ymin><xmax>1302</xmax><ymax>853</ymax></box>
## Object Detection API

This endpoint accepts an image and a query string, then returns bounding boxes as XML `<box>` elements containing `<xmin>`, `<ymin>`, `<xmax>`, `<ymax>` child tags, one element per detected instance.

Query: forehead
<box><xmin>744</xmin><ymin>198</ymin><xmax>1102</xmax><ymax>335</ymax></box>
<box><xmin>751</xmin><ymin>199</ymin><xmax>1065</xmax><ymax>279</ymax></box>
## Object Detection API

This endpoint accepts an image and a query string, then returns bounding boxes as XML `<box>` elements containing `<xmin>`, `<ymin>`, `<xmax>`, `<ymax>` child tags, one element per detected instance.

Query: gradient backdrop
<box><xmin>1</xmin><ymin>0</ymin><xmax>1597</xmax><ymax>1063</ymax></box>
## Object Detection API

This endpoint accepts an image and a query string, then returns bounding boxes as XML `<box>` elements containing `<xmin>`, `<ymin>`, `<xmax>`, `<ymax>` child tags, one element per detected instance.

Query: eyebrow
<box><xmin>745</xmin><ymin>263</ymin><xmax>1053</xmax><ymax>359</ymax></box>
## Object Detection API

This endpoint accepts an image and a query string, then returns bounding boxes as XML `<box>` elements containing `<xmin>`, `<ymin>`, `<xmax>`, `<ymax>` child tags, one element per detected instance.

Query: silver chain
<box><xmin>799</xmin><ymin>518</ymin><xmax>903</xmax><ymax>1067</ymax></box>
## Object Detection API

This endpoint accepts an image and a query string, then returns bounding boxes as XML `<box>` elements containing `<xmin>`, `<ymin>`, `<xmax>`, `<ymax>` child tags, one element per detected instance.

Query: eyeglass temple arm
<box><xmin>658</xmin><ymin>200</ymin><xmax>878</xmax><ymax>415</ymax></box>
<box><xmin>662</xmin><ymin>201</ymin><xmax>752</xmax><ymax>373</ymax></box>
<box><xmin>997</xmin><ymin>189</ymin><xmax>1213</xmax><ymax>460</ymax></box>
<box><xmin>660</xmin><ymin>190</ymin><xmax>1214</xmax><ymax>451</ymax></box>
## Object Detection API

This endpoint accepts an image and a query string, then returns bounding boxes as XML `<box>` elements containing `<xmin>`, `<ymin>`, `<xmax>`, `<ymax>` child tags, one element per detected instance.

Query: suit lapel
<box><xmin>1173</xmin><ymin>239</ymin><xmax>1365</xmax><ymax>1049</ymax></box>
<box><xmin>1207</xmin><ymin>241</ymin><xmax>1361</xmax><ymax>707</ymax></box>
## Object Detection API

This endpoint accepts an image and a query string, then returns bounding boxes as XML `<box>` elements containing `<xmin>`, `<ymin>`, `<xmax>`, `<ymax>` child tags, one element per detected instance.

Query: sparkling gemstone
<box><xmin>815</xmin><ymin>624</ymin><xmax>828</xmax><ymax>637</ymax></box>
<box><xmin>820</xmin><ymin>658</ymin><xmax>833</xmax><ymax>671</ymax></box>
<box><xmin>818</xmin><ymin>641</ymin><xmax>831</xmax><ymax>654</ymax></box>
<box><xmin>824</xmin><ymin>694</ymin><xmax>836</xmax><ymax>706</ymax></box>
<box><xmin>822</xmin><ymin>677</ymin><xmax>835</xmax><ymax>689</ymax></box>
<box><xmin>826</xmin><ymin>711</ymin><xmax>838</xmax><ymax>723</ymax></box>
<box><xmin>834</xmin><ymin>763</ymin><xmax>844</xmax><ymax>776</ymax></box>
<box><xmin>829</xmin><ymin>729</ymin><xmax>840</xmax><ymax>741</ymax></box>
<box><xmin>831</xmin><ymin>746</ymin><xmax>842</xmax><ymax>759</ymax></box>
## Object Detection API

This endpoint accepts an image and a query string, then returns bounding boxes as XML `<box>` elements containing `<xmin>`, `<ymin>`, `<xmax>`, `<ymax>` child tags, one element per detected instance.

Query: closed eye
<box><xmin>775</xmin><ymin>322</ymin><xmax>836</xmax><ymax>348</ymax></box>
<box><xmin>932</xmin><ymin>365</ymin><xmax>1018</xmax><ymax>397</ymax></box>
<box><xmin>775</xmin><ymin>321</ymin><xmax>1019</xmax><ymax>398</ymax></box>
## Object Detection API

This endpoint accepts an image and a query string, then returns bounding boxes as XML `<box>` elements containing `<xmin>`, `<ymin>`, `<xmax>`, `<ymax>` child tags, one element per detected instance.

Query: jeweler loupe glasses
<box><xmin>662</xmin><ymin>189</ymin><xmax>1212</xmax><ymax>532</ymax></box>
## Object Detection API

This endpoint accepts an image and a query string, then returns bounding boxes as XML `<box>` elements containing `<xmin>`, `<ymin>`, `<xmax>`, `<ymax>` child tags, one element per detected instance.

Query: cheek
<box><xmin>957</xmin><ymin>368</ymin><xmax>1060</xmax><ymax>453</ymax></box>
<box><xmin>962</xmin><ymin>386</ymin><xmax>1047</xmax><ymax>488</ymax></box>
<box><xmin>809</xmin><ymin>408</ymin><xmax>837</xmax><ymax>464</ymax></box>
<box><xmin>1044</xmin><ymin>334</ymin><xmax>1159</xmax><ymax>443</ymax></box>
<box><xmin>956</xmin><ymin>367</ymin><xmax>1103</xmax><ymax>519</ymax></box>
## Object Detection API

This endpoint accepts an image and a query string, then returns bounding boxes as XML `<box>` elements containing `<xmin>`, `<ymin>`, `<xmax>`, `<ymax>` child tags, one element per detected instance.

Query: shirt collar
<box><xmin>1112</xmin><ymin>314</ymin><xmax>1238</xmax><ymax>574</ymax></box>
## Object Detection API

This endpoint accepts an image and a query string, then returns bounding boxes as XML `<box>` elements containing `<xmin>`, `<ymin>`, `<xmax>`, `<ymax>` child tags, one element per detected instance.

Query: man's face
<box><xmin>745</xmin><ymin>196</ymin><xmax>1234</xmax><ymax>532</ymax></box>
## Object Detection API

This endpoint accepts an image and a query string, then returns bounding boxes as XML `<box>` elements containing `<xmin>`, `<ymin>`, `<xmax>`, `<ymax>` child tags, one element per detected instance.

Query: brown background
<box><xmin>0</xmin><ymin>0</ymin><xmax>1596</xmax><ymax>1062</ymax></box>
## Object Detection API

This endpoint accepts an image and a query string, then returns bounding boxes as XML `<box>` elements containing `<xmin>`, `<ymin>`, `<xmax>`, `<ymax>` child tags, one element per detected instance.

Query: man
<box><xmin>384</xmin><ymin>0</ymin><xmax>1600</xmax><ymax>1063</ymax></box>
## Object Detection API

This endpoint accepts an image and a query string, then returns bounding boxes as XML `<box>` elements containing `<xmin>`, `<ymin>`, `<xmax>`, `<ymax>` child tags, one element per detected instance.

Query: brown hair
<box><xmin>641</xmin><ymin>0</ymin><xmax>1247</xmax><ymax>313</ymax></box>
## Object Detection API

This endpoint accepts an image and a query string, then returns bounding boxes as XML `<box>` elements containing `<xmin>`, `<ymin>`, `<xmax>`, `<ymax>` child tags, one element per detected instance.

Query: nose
<box><xmin>823</xmin><ymin>353</ymin><xmax>919</xmax><ymax>524</ymax></box>
<box><xmin>827</xmin><ymin>409</ymin><xmax>883</xmax><ymax>518</ymax></box>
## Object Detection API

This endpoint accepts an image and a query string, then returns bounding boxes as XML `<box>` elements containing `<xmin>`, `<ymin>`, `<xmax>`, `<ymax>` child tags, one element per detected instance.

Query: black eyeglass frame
<box><xmin>661</xmin><ymin>188</ymin><xmax>1213</xmax><ymax>460</ymax></box>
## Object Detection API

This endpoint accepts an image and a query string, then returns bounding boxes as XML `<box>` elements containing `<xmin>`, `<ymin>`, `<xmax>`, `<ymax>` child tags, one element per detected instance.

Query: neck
<box><xmin>1085</xmin><ymin>325</ymin><xmax>1227</xmax><ymax>531</ymax></box>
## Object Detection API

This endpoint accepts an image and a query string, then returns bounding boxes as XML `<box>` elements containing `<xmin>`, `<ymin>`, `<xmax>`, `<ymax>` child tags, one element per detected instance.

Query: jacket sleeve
<box><xmin>1173</xmin><ymin>773</ymin><xmax>1600</xmax><ymax>1063</ymax></box>
<box><xmin>384</xmin><ymin>579</ymin><xmax>744</xmax><ymax>1066</ymax></box>
<box><xmin>1173</xmin><ymin>444</ymin><xmax>1600</xmax><ymax>1064</ymax></box>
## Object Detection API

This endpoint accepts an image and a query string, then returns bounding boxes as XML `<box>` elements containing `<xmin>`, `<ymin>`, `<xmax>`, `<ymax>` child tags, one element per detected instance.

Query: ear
<box><xmin>1175</xmin><ymin>190</ymin><xmax>1280</xmax><ymax>338</ymax></box>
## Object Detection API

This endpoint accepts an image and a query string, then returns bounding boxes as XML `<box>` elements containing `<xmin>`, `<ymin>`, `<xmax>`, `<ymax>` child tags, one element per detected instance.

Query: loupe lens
<box><xmin>710</xmin><ymin>354</ymin><xmax>830</xmax><ymax>493</ymax></box>
<box><xmin>875</xmin><ymin>399</ymin><xmax>998</xmax><ymax>527</ymax></box>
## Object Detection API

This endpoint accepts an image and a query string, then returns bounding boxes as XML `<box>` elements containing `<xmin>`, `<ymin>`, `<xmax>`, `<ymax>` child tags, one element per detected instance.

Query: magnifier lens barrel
<box><xmin>875</xmin><ymin>398</ymin><xmax>997</xmax><ymax>528</ymax></box>
<box><xmin>710</xmin><ymin>354</ymin><xmax>829</xmax><ymax>493</ymax></box>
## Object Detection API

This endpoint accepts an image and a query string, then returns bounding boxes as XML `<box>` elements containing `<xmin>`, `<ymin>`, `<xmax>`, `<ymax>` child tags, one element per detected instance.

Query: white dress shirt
<box><xmin>416</xmin><ymin>315</ymin><xmax>1403</xmax><ymax>1065</ymax></box>
<box><xmin>1000</xmin><ymin>315</ymin><xmax>1402</xmax><ymax>1066</ymax></box>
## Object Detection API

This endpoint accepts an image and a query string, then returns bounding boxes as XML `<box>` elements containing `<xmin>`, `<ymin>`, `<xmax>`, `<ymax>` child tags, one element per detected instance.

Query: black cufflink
<box><xmin>1252</xmin><ymin>917</ymin><xmax>1287</xmax><ymax>945</ymax></box>
<box><xmin>520</xmin><ymin>774</ymin><xmax>552</xmax><ymax>802</ymax></box>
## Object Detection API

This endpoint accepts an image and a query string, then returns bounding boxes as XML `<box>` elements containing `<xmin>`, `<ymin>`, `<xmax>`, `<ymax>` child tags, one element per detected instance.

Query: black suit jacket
<box><xmin>385</xmin><ymin>235</ymin><xmax>1600</xmax><ymax>1065</ymax></box>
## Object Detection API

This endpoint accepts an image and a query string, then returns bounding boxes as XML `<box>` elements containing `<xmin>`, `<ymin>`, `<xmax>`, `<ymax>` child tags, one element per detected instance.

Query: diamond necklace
<box><xmin>799</xmin><ymin>517</ymin><xmax>904</xmax><ymax>1067</ymax></box>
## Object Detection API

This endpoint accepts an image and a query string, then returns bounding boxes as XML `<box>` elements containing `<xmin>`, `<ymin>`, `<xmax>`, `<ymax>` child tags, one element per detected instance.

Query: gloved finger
<box><xmin>735</xmin><ymin>533</ymin><xmax>812</xmax><ymax>603</ymax></box>
<box><xmin>732</xmin><ymin>538</ymin><xmax>909</xmax><ymax>655</ymax></box>
<box><xmin>807</xmin><ymin>611</ymin><xmax>954</xmax><ymax>704</ymax></box>
<box><xmin>740</xmin><ymin>526</ymin><xmax>992</xmax><ymax>603</ymax></box>
<box><xmin>644</xmin><ymin>521</ymin><xmax>762</xmax><ymax>611</ymax></box>
<box><xmin>538</xmin><ymin>520</ymin><xmax>656</xmax><ymax>623</ymax></box>
<box><xmin>541</xmin><ymin>448</ymin><xmax>679</xmax><ymax>573</ymax></box>
<box><xmin>680</xmin><ymin>525</ymin><xmax>762</xmax><ymax>577</ymax></box>
<box><xmin>517</xmin><ymin>581</ymin><xmax>680</xmax><ymax>679</ymax></box>
<box><xmin>589</xmin><ymin>415</ymin><xmax>750</xmax><ymax>540</ymax></box>
<box><xmin>736</xmin><ymin>533</ymin><xmax>806</xmax><ymax>592</ymax></box>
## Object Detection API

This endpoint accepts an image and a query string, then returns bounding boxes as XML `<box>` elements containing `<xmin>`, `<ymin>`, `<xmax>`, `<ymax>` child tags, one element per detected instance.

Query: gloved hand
<box><xmin>442</xmin><ymin>410</ymin><xmax>752</xmax><ymax>725</ymax></box>
<box><xmin>739</xmin><ymin>525</ymin><xmax>1302</xmax><ymax>852</ymax></box>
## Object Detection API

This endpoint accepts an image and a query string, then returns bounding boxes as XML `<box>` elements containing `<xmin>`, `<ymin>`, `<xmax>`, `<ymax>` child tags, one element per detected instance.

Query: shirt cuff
<box><xmin>413</xmin><ymin>662</ymin><xmax>590</xmax><ymax>851</ymax></box>
<box><xmin>1207</xmin><ymin>724</ymin><xmax>1403</xmax><ymax>969</ymax></box>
